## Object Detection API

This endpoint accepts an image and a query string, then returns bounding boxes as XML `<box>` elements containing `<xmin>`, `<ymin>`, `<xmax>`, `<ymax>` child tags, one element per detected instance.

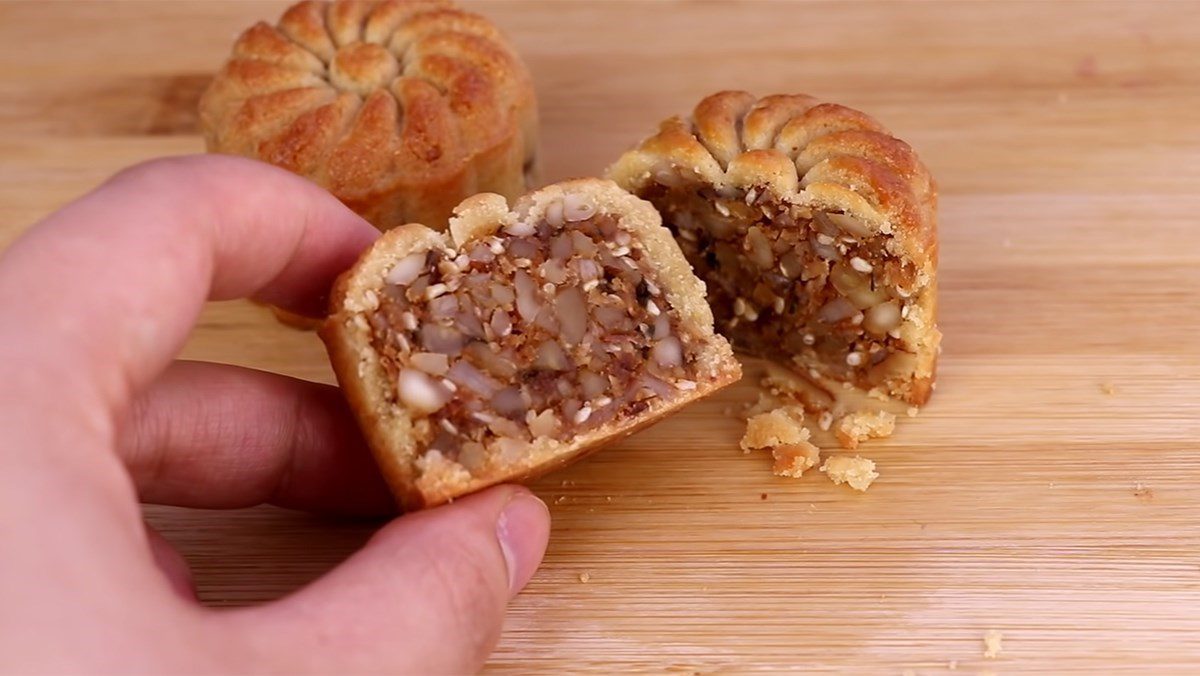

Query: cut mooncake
<box><xmin>322</xmin><ymin>179</ymin><xmax>741</xmax><ymax>508</ymax></box>
<box><xmin>609</xmin><ymin>91</ymin><xmax>940</xmax><ymax>405</ymax></box>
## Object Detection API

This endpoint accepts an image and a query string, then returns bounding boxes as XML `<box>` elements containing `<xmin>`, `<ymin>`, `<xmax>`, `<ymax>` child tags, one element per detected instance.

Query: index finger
<box><xmin>0</xmin><ymin>155</ymin><xmax>377</xmax><ymax>424</ymax></box>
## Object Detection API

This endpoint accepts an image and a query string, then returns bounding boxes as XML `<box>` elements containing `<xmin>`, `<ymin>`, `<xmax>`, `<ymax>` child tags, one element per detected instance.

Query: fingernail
<box><xmin>495</xmin><ymin>490</ymin><xmax>550</xmax><ymax>596</ymax></box>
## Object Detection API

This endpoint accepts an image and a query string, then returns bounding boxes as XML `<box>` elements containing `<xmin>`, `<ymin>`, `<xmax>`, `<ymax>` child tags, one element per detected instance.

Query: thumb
<box><xmin>233</xmin><ymin>485</ymin><xmax>550</xmax><ymax>674</ymax></box>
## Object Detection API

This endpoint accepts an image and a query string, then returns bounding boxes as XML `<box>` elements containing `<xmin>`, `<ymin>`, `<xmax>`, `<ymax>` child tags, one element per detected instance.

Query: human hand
<box><xmin>0</xmin><ymin>156</ymin><xmax>550</xmax><ymax>674</ymax></box>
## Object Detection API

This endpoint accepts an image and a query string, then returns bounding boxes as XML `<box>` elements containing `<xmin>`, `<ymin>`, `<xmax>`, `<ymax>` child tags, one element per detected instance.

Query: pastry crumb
<box><xmin>741</xmin><ymin>405</ymin><xmax>821</xmax><ymax>477</ymax></box>
<box><xmin>741</xmin><ymin>406</ymin><xmax>809</xmax><ymax>450</ymax></box>
<box><xmin>772</xmin><ymin>443</ymin><xmax>821</xmax><ymax>478</ymax></box>
<box><xmin>834</xmin><ymin>411</ymin><xmax>896</xmax><ymax>449</ymax></box>
<box><xmin>948</xmin><ymin>659</ymin><xmax>958</xmax><ymax>670</ymax></box>
<box><xmin>1100</xmin><ymin>382</ymin><xmax>1117</xmax><ymax>395</ymax></box>
<box><xmin>760</xmin><ymin>492</ymin><xmax>768</xmax><ymax>501</ymax></box>
<box><xmin>866</xmin><ymin>387</ymin><xmax>891</xmax><ymax>402</ymax></box>
<box><xmin>578</xmin><ymin>571</ymin><xmax>591</xmax><ymax>583</ymax></box>
<box><xmin>906</xmin><ymin>406</ymin><xmax>919</xmax><ymax>418</ymax></box>
<box><xmin>1133</xmin><ymin>482</ymin><xmax>1153</xmax><ymax>501</ymax></box>
<box><xmin>983</xmin><ymin>629</ymin><xmax>1003</xmax><ymax>658</ymax></box>
<box><xmin>821</xmin><ymin>455</ymin><xmax>878</xmax><ymax>491</ymax></box>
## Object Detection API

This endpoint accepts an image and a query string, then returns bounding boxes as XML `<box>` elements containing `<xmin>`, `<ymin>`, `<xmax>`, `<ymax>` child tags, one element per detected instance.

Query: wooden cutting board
<box><xmin>2</xmin><ymin>1</ymin><xmax>1199</xmax><ymax>671</ymax></box>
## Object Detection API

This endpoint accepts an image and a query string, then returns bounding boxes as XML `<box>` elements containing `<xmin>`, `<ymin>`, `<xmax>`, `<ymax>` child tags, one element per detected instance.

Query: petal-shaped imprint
<box><xmin>200</xmin><ymin>0</ymin><xmax>537</xmax><ymax>232</ymax></box>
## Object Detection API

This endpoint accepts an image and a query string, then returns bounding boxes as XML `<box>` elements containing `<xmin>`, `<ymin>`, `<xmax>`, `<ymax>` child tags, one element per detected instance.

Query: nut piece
<box><xmin>820</xmin><ymin>455</ymin><xmax>879</xmax><ymax>492</ymax></box>
<box><xmin>834</xmin><ymin>411</ymin><xmax>897</xmax><ymax>450</ymax></box>
<box><xmin>397</xmin><ymin>369</ymin><xmax>451</xmax><ymax>415</ymax></box>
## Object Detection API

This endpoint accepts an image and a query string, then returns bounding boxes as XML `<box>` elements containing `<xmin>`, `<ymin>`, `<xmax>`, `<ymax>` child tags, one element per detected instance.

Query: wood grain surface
<box><xmin>2</xmin><ymin>1</ymin><xmax>1200</xmax><ymax>672</ymax></box>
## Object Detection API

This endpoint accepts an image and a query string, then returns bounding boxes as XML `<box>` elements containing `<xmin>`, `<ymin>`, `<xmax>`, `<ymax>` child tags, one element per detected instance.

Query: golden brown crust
<box><xmin>322</xmin><ymin>179</ymin><xmax>742</xmax><ymax>510</ymax></box>
<box><xmin>200</xmin><ymin>0</ymin><xmax>538</xmax><ymax>232</ymax></box>
<box><xmin>608</xmin><ymin>90</ymin><xmax>940</xmax><ymax>405</ymax></box>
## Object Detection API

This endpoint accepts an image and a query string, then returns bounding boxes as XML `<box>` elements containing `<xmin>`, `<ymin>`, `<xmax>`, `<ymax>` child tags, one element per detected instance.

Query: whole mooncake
<box><xmin>200</xmin><ymin>0</ymin><xmax>538</xmax><ymax>231</ymax></box>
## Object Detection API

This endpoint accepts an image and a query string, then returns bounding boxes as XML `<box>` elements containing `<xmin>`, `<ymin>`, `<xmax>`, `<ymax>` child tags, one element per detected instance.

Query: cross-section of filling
<box><xmin>640</xmin><ymin>182</ymin><xmax>919</xmax><ymax>395</ymax></box>
<box><xmin>364</xmin><ymin>208</ymin><xmax>707</xmax><ymax>477</ymax></box>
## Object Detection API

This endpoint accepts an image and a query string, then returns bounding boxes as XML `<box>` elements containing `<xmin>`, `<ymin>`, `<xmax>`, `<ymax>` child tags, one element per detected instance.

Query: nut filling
<box><xmin>365</xmin><ymin>212</ymin><xmax>703</xmax><ymax>476</ymax></box>
<box><xmin>647</xmin><ymin>185</ymin><xmax>918</xmax><ymax>390</ymax></box>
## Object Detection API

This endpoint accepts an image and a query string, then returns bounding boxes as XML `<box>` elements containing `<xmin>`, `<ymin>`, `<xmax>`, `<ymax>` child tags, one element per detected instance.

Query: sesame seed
<box><xmin>425</xmin><ymin>283</ymin><xmax>448</xmax><ymax>299</ymax></box>
<box><xmin>802</xmin><ymin>333</ymin><xmax>815</xmax><ymax>345</ymax></box>
<box><xmin>583</xmin><ymin>279</ymin><xmax>600</xmax><ymax>292</ymax></box>
<box><xmin>733</xmin><ymin>298</ymin><xmax>747</xmax><ymax>317</ymax></box>
<box><xmin>647</xmin><ymin>300</ymin><xmax>661</xmax><ymax>316</ymax></box>
<box><xmin>846</xmin><ymin>352</ymin><xmax>864</xmax><ymax>366</ymax></box>
<box><xmin>772</xmin><ymin>296</ymin><xmax>785</xmax><ymax>314</ymax></box>
<box><xmin>489</xmin><ymin>239</ymin><xmax>504</xmax><ymax>254</ymax></box>
<box><xmin>542</xmin><ymin>282</ymin><xmax>555</xmax><ymax>294</ymax></box>
<box><xmin>440</xmin><ymin>419</ymin><xmax>458</xmax><ymax>435</ymax></box>
<box><xmin>817</xmin><ymin>234</ymin><xmax>835</xmax><ymax>246</ymax></box>
<box><xmin>573</xmin><ymin>406</ymin><xmax>592</xmax><ymax>424</ymax></box>
<box><xmin>818</xmin><ymin>411</ymin><xmax>834</xmax><ymax>431</ymax></box>
<box><xmin>745</xmin><ymin>187</ymin><xmax>758</xmax><ymax>204</ymax></box>
<box><xmin>440</xmin><ymin>378</ymin><xmax>457</xmax><ymax>392</ymax></box>
<box><xmin>901</xmin><ymin>304</ymin><xmax>911</xmax><ymax>318</ymax></box>
<box><xmin>676</xmin><ymin>380</ymin><xmax>697</xmax><ymax>390</ymax></box>
<box><xmin>594</xmin><ymin>397</ymin><xmax>612</xmax><ymax>407</ymax></box>
<box><xmin>715</xmin><ymin>202</ymin><xmax>731</xmax><ymax>217</ymax></box>
<box><xmin>611</xmin><ymin>246</ymin><xmax>630</xmax><ymax>257</ymax></box>
<box><xmin>849</xmin><ymin>257</ymin><xmax>873</xmax><ymax>273</ymax></box>
<box><xmin>646</xmin><ymin>281</ymin><xmax>661</xmax><ymax>296</ymax></box>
